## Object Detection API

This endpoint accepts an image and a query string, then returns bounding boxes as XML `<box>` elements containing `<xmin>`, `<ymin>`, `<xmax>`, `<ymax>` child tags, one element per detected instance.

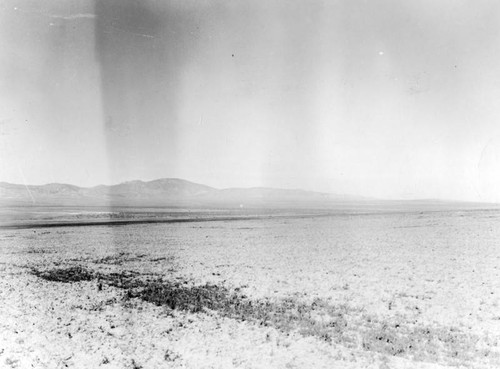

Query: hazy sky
<box><xmin>1</xmin><ymin>0</ymin><xmax>500</xmax><ymax>201</ymax></box>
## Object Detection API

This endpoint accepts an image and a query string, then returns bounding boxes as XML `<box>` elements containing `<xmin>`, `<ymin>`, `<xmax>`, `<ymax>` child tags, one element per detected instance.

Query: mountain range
<box><xmin>0</xmin><ymin>178</ymin><xmax>366</xmax><ymax>208</ymax></box>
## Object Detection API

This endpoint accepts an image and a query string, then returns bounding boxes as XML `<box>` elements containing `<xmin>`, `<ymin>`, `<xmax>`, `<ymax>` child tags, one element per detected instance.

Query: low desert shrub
<box><xmin>31</xmin><ymin>266</ymin><xmax>94</xmax><ymax>283</ymax></box>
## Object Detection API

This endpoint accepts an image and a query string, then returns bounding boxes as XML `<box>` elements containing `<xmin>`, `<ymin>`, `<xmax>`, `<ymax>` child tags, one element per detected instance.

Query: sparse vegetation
<box><xmin>26</xmin><ymin>248</ymin><xmax>53</xmax><ymax>254</ymax></box>
<box><xmin>130</xmin><ymin>358</ymin><xmax>142</xmax><ymax>369</ymax></box>
<box><xmin>164</xmin><ymin>349</ymin><xmax>180</xmax><ymax>362</ymax></box>
<box><xmin>31</xmin><ymin>265</ymin><xmax>94</xmax><ymax>283</ymax></box>
<box><xmin>93</xmin><ymin>252</ymin><xmax>147</xmax><ymax>265</ymax></box>
<box><xmin>30</xmin><ymin>265</ymin><xmax>495</xmax><ymax>366</ymax></box>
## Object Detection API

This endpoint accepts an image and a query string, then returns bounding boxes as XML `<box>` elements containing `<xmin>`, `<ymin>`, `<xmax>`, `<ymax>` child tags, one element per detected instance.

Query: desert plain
<box><xmin>1</xmin><ymin>207</ymin><xmax>500</xmax><ymax>368</ymax></box>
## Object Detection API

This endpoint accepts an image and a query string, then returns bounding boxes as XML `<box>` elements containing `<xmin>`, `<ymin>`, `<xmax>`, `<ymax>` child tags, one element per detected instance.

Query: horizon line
<box><xmin>0</xmin><ymin>177</ymin><xmax>497</xmax><ymax>205</ymax></box>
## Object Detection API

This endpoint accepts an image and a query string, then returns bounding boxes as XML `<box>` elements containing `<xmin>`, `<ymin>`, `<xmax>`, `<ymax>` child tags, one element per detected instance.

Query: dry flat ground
<box><xmin>1</xmin><ymin>209</ymin><xmax>500</xmax><ymax>368</ymax></box>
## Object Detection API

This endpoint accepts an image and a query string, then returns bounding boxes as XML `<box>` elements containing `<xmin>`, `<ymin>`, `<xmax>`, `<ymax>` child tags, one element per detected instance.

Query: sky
<box><xmin>1</xmin><ymin>0</ymin><xmax>500</xmax><ymax>202</ymax></box>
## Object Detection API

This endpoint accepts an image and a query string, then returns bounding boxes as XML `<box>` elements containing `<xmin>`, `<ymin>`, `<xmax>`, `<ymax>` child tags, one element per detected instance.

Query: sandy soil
<box><xmin>1</xmin><ymin>209</ymin><xmax>499</xmax><ymax>368</ymax></box>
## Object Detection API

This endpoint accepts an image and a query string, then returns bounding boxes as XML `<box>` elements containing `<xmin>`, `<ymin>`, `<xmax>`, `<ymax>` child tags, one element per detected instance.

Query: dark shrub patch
<box><xmin>31</xmin><ymin>266</ymin><xmax>94</xmax><ymax>283</ymax></box>
<box><xmin>134</xmin><ymin>282</ymin><xmax>231</xmax><ymax>312</ymax></box>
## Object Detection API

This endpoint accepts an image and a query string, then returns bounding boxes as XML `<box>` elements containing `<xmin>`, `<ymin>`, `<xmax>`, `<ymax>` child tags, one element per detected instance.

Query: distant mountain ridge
<box><xmin>0</xmin><ymin>178</ymin><xmax>364</xmax><ymax>207</ymax></box>
<box><xmin>90</xmin><ymin>178</ymin><xmax>214</xmax><ymax>199</ymax></box>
